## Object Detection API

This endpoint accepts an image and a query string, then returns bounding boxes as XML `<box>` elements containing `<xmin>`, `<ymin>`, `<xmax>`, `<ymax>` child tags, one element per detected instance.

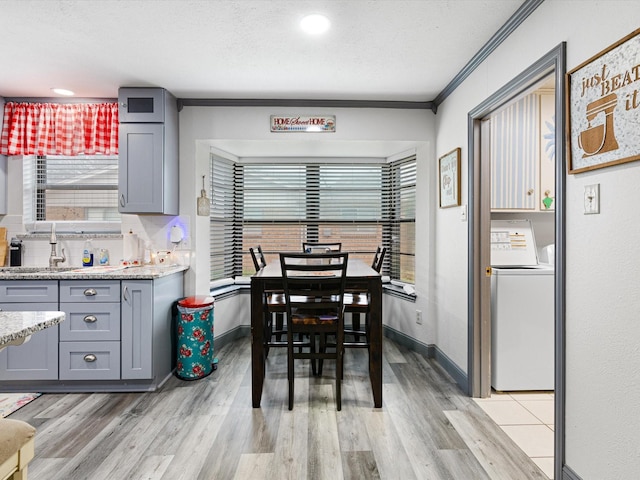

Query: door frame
<box><xmin>466</xmin><ymin>42</ymin><xmax>566</xmax><ymax>480</ymax></box>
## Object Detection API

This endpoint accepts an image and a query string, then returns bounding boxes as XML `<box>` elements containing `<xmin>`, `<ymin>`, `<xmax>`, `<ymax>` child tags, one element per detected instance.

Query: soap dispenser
<box><xmin>82</xmin><ymin>239</ymin><xmax>94</xmax><ymax>267</ymax></box>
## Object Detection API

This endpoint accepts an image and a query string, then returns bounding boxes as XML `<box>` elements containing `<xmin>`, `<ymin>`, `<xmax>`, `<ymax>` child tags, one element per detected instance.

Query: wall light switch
<box><xmin>584</xmin><ymin>184</ymin><xmax>600</xmax><ymax>214</ymax></box>
<box><xmin>460</xmin><ymin>204</ymin><xmax>467</xmax><ymax>222</ymax></box>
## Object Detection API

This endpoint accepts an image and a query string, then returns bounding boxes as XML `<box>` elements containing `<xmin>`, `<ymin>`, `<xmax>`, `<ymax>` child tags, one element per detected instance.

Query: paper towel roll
<box><xmin>123</xmin><ymin>231</ymin><xmax>139</xmax><ymax>263</ymax></box>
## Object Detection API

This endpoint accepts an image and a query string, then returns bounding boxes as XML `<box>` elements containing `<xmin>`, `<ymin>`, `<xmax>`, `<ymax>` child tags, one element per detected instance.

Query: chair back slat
<box><xmin>250</xmin><ymin>245</ymin><xmax>268</xmax><ymax>273</ymax></box>
<box><xmin>302</xmin><ymin>242</ymin><xmax>342</xmax><ymax>253</ymax></box>
<box><xmin>256</xmin><ymin>245</ymin><xmax>268</xmax><ymax>268</ymax></box>
<box><xmin>372</xmin><ymin>246</ymin><xmax>387</xmax><ymax>273</ymax></box>
<box><xmin>249</xmin><ymin>247</ymin><xmax>261</xmax><ymax>273</ymax></box>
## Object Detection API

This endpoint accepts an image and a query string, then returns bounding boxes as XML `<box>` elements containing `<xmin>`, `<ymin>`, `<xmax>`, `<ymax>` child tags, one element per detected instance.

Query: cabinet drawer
<box><xmin>59</xmin><ymin>303</ymin><xmax>121</xmax><ymax>341</ymax></box>
<box><xmin>60</xmin><ymin>280</ymin><xmax>120</xmax><ymax>303</ymax></box>
<box><xmin>59</xmin><ymin>341</ymin><xmax>120</xmax><ymax>380</ymax></box>
<box><xmin>0</xmin><ymin>280</ymin><xmax>58</xmax><ymax>303</ymax></box>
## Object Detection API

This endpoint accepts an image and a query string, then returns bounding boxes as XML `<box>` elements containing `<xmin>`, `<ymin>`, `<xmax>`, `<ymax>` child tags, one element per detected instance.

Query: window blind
<box><xmin>210</xmin><ymin>155</ymin><xmax>416</xmax><ymax>283</ymax></box>
<box><xmin>388</xmin><ymin>157</ymin><xmax>416</xmax><ymax>283</ymax></box>
<box><xmin>23</xmin><ymin>155</ymin><xmax>120</xmax><ymax>227</ymax></box>
<box><xmin>210</xmin><ymin>155</ymin><xmax>237</xmax><ymax>279</ymax></box>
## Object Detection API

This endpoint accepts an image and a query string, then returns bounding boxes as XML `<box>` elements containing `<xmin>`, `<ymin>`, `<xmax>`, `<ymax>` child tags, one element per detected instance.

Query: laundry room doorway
<box><xmin>466</xmin><ymin>43</ymin><xmax>566</xmax><ymax>480</ymax></box>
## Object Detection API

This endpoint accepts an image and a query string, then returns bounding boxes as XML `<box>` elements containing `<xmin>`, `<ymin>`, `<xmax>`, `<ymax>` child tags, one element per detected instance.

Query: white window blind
<box><xmin>388</xmin><ymin>157</ymin><xmax>416</xmax><ymax>283</ymax></box>
<box><xmin>23</xmin><ymin>155</ymin><xmax>120</xmax><ymax>232</ymax></box>
<box><xmin>210</xmin><ymin>156</ymin><xmax>236</xmax><ymax>279</ymax></box>
<box><xmin>210</xmin><ymin>155</ymin><xmax>416</xmax><ymax>283</ymax></box>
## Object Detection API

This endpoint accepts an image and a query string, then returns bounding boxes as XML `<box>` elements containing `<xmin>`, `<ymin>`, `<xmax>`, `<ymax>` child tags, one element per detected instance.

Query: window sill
<box><xmin>209</xmin><ymin>278</ymin><xmax>417</xmax><ymax>302</ymax></box>
<box><xmin>383</xmin><ymin>283</ymin><xmax>417</xmax><ymax>302</ymax></box>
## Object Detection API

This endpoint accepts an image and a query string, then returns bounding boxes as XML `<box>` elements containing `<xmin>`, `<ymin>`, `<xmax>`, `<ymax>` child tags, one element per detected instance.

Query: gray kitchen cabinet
<box><xmin>118</xmin><ymin>87</ymin><xmax>166</xmax><ymax>123</ymax></box>
<box><xmin>121</xmin><ymin>275</ymin><xmax>182</xmax><ymax>382</ymax></box>
<box><xmin>0</xmin><ymin>280</ymin><xmax>59</xmax><ymax>380</ymax></box>
<box><xmin>0</xmin><ymin>271</ymin><xmax>184</xmax><ymax>391</ymax></box>
<box><xmin>59</xmin><ymin>280</ymin><xmax>121</xmax><ymax>380</ymax></box>
<box><xmin>120</xmin><ymin>279</ymin><xmax>153</xmax><ymax>379</ymax></box>
<box><xmin>118</xmin><ymin>87</ymin><xmax>178</xmax><ymax>215</ymax></box>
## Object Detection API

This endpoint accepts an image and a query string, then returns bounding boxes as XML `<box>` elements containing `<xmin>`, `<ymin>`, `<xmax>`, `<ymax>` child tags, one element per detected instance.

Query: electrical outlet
<box><xmin>416</xmin><ymin>310</ymin><xmax>423</xmax><ymax>325</ymax></box>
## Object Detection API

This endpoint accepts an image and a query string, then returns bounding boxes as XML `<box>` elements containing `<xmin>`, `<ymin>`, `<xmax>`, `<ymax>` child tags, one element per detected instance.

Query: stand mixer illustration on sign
<box><xmin>578</xmin><ymin>92</ymin><xmax>620</xmax><ymax>157</ymax></box>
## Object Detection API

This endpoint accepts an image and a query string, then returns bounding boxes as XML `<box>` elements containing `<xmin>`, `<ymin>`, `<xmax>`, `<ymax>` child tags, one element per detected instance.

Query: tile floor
<box><xmin>473</xmin><ymin>391</ymin><xmax>555</xmax><ymax>479</ymax></box>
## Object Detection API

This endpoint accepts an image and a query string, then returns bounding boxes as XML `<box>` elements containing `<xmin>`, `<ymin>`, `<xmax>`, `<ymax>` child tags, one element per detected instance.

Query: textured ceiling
<box><xmin>0</xmin><ymin>0</ymin><xmax>526</xmax><ymax>102</ymax></box>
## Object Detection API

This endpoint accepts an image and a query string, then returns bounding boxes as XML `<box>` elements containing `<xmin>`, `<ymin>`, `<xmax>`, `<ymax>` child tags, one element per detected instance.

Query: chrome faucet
<box><xmin>49</xmin><ymin>223</ymin><xmax>66</xmax><ymax>267</ymax></box>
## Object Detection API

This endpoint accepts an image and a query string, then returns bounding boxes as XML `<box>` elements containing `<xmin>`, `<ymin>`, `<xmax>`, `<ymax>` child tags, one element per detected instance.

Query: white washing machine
<box><xmin>490</xmin><ymin>220</ymin><xmax>554</xmax><ymax>391</ymax></box>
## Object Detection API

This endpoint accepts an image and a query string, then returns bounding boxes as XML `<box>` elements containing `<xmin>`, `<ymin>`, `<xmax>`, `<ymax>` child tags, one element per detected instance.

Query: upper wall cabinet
<box><xmin>491</xmin><ymin>91</ymin><xmax>555</xmax><ymax>212</ymax></box>
<box><xmin>118</xmin><ymin>88</ymin><xmax>178</xmax><ymax>215</ymax></box>
<box><xmin>118</xmin><ymin>87</ymin><xmax>166</xmax><ymax>123</ymax></box>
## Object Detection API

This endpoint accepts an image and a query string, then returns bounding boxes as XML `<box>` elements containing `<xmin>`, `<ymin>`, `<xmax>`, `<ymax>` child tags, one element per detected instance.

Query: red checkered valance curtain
<box><xmin>0</xmin><ymin>102</ymin><xmax>119</xmax><ymax>156</ymax></box>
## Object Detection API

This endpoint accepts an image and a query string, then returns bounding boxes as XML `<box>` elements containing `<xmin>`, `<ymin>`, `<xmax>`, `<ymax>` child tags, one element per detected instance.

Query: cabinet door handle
<box><xmin>120</xmin><ymin>194</ymin><xmax>126</xmax><ymax>207</ymax></box>
<box><xmin>84</xmin><ymin>354</ymin><xmax>97</xmax><ymax>363</ymax></box>
<box><xmin>527</xmin><ymin>188</ymin><xmax>534</xmax><ymax>196</ymax></box>
<box><xmin>83</xmin><ymin>315</ymin><xmax>97</xmax><ymax>323</ymax></box>
<box><xmin>84</xmin><ymin>288</ymin><xmax>98</xmax><ymax>297</ymax></box>
<box><xmin>123</xmin><ymin>285</ymin><xmax>129</xmax><ymax>303</ymax></box>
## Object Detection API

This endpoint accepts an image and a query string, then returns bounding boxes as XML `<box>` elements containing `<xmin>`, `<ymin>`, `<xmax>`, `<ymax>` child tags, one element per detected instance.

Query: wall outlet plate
<box><xmin>584</xmin><ymin>184</ymin><xmax>600</xmax><ymax>214</ymax></box>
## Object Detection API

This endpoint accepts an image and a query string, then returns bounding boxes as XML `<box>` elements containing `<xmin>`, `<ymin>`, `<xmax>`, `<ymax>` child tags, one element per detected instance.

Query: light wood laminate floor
<box><xmin>9</xmin><ymin>336</ymin><xmax>549</xmax><ymax>480</ymax></box>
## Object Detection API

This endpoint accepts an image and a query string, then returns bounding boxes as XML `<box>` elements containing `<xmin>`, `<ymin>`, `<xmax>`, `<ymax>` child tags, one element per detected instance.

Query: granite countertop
<box><xmin>0</xmin><ymin>264</ymin><xmax>188</xmax><ymax>280</ymax></box>
<box><xmin>0</xmin><ymin>311</ymin><xmax>65</xmax><ymax>348</ymax></box>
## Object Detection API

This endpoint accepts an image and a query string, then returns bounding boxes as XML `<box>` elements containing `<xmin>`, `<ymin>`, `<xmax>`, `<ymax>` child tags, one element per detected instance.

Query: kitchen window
<box><xmin>22</xmin><ymin>154</ymin><xmax>121</xmax><ymax>232</ymax></box>
<box><xmin>209</xmin><ymin>154</ymin><xmax>416</xmax><ymax>284</ymax></box>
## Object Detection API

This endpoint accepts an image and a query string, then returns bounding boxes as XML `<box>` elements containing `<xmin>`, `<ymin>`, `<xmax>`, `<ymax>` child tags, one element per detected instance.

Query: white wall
<box><xmin>178</xmin><ymin>105</ymin><xmax>436</xmax><ymax>339</ymax></box>
<box><xmin>1</xmin><ymin>103</ymin><xmax>435</xmax><ymax>341</ymax></box>
<box><xmin>434</xmin><ymin>1</ymin><xmax>640</xmax><ymax>478</ymax></box>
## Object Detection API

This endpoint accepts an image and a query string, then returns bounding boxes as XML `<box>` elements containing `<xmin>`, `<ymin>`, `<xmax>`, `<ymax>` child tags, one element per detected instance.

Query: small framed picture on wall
<box><xmin>439</xmin><ymin>147</ymin><xmax>461</xmax><ymax>208</ymax></box>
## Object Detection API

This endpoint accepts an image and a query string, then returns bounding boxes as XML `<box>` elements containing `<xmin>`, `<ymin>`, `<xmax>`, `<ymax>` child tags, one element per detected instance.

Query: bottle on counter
<box><xmin>82</xmin><ymin>239</ymin><xmax>94</xmax><ymax>267</ymax></box>
<box><xmin>98</xmin><ymin>248</ymin><xmax>110</xmax><ymax>266</ymax></box>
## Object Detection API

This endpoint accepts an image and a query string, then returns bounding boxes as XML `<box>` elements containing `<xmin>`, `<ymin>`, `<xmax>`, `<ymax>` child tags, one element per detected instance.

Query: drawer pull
<box><xmin>83</xmin><ymin>315</ymin><xmax>98</xmax><ymax>323</ymax></box>
<box><xmin>84</xmin><ymin>354</ymin><xmax>97</xmax><ymax>363</ymax></box>
<box><xmin>84</xmin><ymin>288</ymin><xmax>98</xmax><ymax>297</ymax></box>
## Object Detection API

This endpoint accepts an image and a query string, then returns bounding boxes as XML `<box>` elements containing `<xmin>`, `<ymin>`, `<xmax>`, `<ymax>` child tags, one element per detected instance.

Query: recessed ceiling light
<box><xmin>51</xmin><ymin>88</ymin><xmax>74</xmax><ymax>96</ymax></box>
<box><xmin>300</xmin><ymin>14</ymin><xmax>330</xmax><ymax>35</ymax></box>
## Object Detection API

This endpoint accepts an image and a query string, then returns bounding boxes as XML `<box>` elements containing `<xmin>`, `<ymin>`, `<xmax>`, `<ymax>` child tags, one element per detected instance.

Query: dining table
<box><xmin>250</xmin><ymin>257</ymin><xmax>383</xmax><ymax>408</ymax></box>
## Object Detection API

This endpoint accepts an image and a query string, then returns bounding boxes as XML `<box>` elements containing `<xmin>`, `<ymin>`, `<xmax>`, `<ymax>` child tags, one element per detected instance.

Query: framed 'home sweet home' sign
<box><xmin>567</xmin><ymin>28</ymin><xmax>640</xmax><ymax>173</ymax></box>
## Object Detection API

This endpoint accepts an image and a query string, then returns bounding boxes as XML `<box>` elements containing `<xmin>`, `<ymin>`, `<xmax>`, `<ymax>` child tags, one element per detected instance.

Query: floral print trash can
<box><xmin>176</xmin><ymin>296</ymin><xmax>215</xmax><ymax>380</ymax></box>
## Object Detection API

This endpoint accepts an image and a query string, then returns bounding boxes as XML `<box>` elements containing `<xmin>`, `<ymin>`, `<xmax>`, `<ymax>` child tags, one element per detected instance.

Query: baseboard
<box><xmin>215</xmin><ymin>325</ymin><xmax>251</xmax><ymax>349</ymax></box>
<box><xmin>214</xmin><ymin>324</ymin><xmax>469</xmax><ymax>393</ymax></box>
<box><xmin>562</xmin><ymin>465</ymin><xmax>583</xmax><ymax>480</ymax></box>
<box><xmin>383</xmin><ymin>325</ymin><xmax>468</xmax><ymax>393</ymax></box>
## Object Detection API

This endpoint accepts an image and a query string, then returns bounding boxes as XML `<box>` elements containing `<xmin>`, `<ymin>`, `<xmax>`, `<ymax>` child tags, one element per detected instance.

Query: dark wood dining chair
<box><xmin>280</xmin><ymin>251</ymin><xmax>348</xmax><ymax>410</ymax></box>
<box><xmin>345</xmin><ymin>246</ymin><xmax>386</xmax><ymax>346</ymax></box>
<box><xmin>250</xmin><ymin>246</ymin><xmax>287</xmax><ymax>354</ymax></box>
<box><xmin>249</xmin><ymin>246</ymin><xmax>266</xmax><ymax>272</ymax></box>
<box><xmin>302</xmin><ymin>242</ymin><xmax>342</xmax><ymax>253</ymax></box>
